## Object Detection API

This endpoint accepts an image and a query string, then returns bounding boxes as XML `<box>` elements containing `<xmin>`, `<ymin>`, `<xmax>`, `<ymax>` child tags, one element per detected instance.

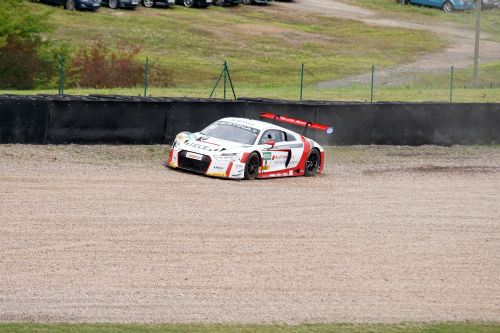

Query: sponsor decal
<box><xmin>263</xmin><ymin>152</ymin><xmax>271</xmax><ymax>161</ymax></box>
<box><xmin>186</xmin><ymin>152</ymin><xmax>203</xmax><ymax>160</ymax></box>
<box><xmin>216</xmin><ymin>121</ymin><xmax>260</xmax><ymax>135</ymax></box>
<box><xmin>213</xmin><ymin>165</ymin><xmax>224</xmax><ymax>170</ymax></box>
<box><xmin>326</xmin><ymin>126</ymin><xmax>334</xmax><ymax>135</ymax></box>
<box><xmin>272</xmin><ymin>154</ymin><xmax>288</xmax><ymax>160</ymax></box>
<box><xmin>259</xmin><ymin>165</ymin><xmax>270</xmax><ymax>171</ymax></box>
<box><xmin>185</xmin><ymin>142</ymin><xmax>218</xmax><ymax>152</ymax></box>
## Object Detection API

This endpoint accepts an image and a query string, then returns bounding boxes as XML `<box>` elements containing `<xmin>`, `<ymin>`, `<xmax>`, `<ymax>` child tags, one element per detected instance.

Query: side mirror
<box><xmin>265</xmin><ymin>141</ymin><xmax>275</xmax><ymax>148</ymax></box>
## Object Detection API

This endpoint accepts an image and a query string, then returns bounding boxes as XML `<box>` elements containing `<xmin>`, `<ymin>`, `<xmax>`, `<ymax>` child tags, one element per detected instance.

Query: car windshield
<box><xmin>201</xmin><ymin>121</ymin><xmax>260</xmax><ymax>145</ymax></box>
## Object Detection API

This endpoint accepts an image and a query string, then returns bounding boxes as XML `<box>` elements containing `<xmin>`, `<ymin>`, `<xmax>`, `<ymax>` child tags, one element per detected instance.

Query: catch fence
<box><xmin>1</xmin><ymin>53</ymin><xmax>499</xmax><ymax>102</ymax></box>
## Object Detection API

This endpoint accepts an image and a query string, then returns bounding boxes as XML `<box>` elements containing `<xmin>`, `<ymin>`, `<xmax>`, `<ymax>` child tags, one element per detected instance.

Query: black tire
<box><xmin>242</xmin><ymin>0</ymin><xmax>251</xmax><ymax>5</ymax></box>
<box><xmin>399</xmin><ymin>0</ymin><xmax>409</xmax><ymax>4</ymax></box>
<box><xmin>142</xmin><ymin>0</ymin><xmax>155</xmax><ymax>7</ymax></box>
<box><xmin>109</xmin><ymin>0</ymin><xmax>119</xmax><ymax>8</ymax></box>
<box><xmin>442</xmin><ymin>1</ymin><xmax>454</xmax><ymax>11</ymax></box>
<box><xmin>215</xmin><ymin>0</ymin><xmax>225</xmax><ymax>6</ymax></box>
<box><xmin>183</xmin><ymin>0</ymin><xmax>195</xmax><ymax>6</ymax></box>
<box><xmin>304</xmin><ymin>149</ymin><xmax>320</xmax><ymax>177</ymax></box>
<box><xmin>244</xmin><ymin>152</ymin><xmax>260</xmax><ymax>180</ymax></box>
<box><xmin>65</xmin><ymin>0</ymin><xmax>76</xmax><ymax>10</ymax></box>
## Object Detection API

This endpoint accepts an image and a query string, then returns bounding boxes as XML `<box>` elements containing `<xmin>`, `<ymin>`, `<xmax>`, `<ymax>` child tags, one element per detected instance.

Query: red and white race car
<box><xmin>167</xmin><ymin>113</ymin><xmax>333</xmax><ymax>179</ymax></box>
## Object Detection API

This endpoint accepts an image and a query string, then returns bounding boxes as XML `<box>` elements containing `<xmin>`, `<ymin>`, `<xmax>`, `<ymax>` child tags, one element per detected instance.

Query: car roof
<box><xmin>217</xmin><ymin>117</ymin><xmax>297</xmax><ymax>134</ymax></box>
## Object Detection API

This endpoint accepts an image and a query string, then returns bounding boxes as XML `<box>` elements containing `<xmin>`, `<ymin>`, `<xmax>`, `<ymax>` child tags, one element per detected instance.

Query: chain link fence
<box><xmin>1</xmin><ymin>52</ymin><xmax>499</xmax><ymax>102</ymax></box>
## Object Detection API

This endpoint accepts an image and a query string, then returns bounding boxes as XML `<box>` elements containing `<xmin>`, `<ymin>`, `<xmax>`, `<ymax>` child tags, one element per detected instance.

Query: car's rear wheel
<box><xmin>244</xmin><ymin>152</ymin><xmax>260</xmax><ymax>180</ymax></box>
<box><xmin>183</xmin><ymin>0</ymin><xmax>195</xmax><ymax>6</ymax></box>
<box><xmin>442</xmin><ymin>1</ymin><xmax>454</xmax><ymax>11</ymax></box>
<box><xmin>109</xmin><ymin>0</ymin><xmax>119</xmax><ymax>8</ymax></box>
<box><xmin>242</xmin><ymin>0</ymin><xmax>251</xmax><ymax>5</ymax></box>
<box><xmin>65</xmin><ymin>0</ymin><xmax>76</xmax><ymax>10</ymax></box>
<box><xmin>399</xmin><ymin>0</ymin><xmax>409</xmax><ymax>4</ymax></box>
<box><xmin>215</xmin><ymin>0</ymin><xmax>225</xmax><ymax>6</ymax></box>
<box><xmin>304</xmin><ymin>149</ymin><xmax>320</xmax><ymax>177</ymax></box>
<box><xmin>142</xmin><ymin>0</ymin><xmax>155</xmax><ymax>7</ymax></box>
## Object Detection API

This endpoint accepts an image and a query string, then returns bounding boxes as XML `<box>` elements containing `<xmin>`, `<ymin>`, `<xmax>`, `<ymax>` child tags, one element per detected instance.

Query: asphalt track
<box><xmin>0</xmin><ymin>145</ymin><xmax>499</xmax><ymax>323</ymax></box>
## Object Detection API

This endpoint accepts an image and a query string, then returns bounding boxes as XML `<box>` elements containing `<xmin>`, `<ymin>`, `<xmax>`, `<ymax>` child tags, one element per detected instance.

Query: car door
<box><xmin>257</xmin><ymin>129</ymin><xmax>289</xmax><ymax>172</ymax></box>
<box><xmin>278</xmin><ymin>131</ymin><xmax>304</xmax><ymax>170</ymax></box>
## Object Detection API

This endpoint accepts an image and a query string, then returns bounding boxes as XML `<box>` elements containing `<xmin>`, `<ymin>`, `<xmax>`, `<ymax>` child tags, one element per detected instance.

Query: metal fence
<box><xmin>1</xmin><ymin>53</ymin><xmax>499</xmax><ymax>102</ymax></box>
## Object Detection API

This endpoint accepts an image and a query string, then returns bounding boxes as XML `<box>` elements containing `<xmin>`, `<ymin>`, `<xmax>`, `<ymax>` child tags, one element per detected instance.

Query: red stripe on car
<box><xmin>226</xmin><ymin>162</ymin><xmax>233</xmax><ymax>177</ymax></box>
<box><xmin>240</xmin><ymin>152</ymin><xmax>250</xmax><ymax>163</ymax></box>
<box><xmin>167</xmin><ymin>148</ymin><xmax>174</xmax><ymax>164</ymax></box>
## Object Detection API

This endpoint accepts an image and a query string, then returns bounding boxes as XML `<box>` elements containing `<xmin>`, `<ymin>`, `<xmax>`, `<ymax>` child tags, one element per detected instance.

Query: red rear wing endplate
<box><xmin>259</xmin><ymin>113</ymin><xmax>334</xmax><ymax>135</ymax></box>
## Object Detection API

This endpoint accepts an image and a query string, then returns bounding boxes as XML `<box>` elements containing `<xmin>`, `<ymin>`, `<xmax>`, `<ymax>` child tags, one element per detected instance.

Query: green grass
<box><xmin>5</xmin><ymin>2</ymin><xmax>497</xmax><ymax>102</ymax></box>
<box><xmin>26</xmin><ymin>2</ymin><xmax>444</xmax><ymax>87</ymax></box>
<box><xmin>1</xmin><ymin>322</ymin><xmax>500</xmax><ymax>333</ymax></box>
<box><xmin>342</xmin><ymin>0</ymin><xmax>500</xmax><ymax>42</ymax></box>
<box><xmin>2</xmin><ymin>85</ymin><xmax>499</xmax><ymax>102</ymax></box>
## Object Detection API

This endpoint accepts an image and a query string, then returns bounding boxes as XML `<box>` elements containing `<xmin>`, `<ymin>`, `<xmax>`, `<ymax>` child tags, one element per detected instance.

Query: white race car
<box><xmin>167</xmin><ymin>113</ymin><xmax>333</xmax><ymax>179</ymax></box>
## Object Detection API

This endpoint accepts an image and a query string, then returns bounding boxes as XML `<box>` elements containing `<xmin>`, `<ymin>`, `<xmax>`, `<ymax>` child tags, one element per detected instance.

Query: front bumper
<box><xmin>168</xmin><ymin>148</ymin><xmax>245</xmax><ymax>179</ymax></box>
<box><xmin>119</xmin><ymin>0</ymin><xmax>139</xmax><ymax>7</ymax></box>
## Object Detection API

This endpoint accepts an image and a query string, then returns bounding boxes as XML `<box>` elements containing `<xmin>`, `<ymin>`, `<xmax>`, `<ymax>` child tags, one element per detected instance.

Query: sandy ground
<box><xmin>0</xmin><ymin>144</ymin><xmax>499</xmax><ymax>323</ymax></box>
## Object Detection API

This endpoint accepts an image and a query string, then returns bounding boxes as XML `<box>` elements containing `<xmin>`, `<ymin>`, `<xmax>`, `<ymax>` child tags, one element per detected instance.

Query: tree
<box><xmin>0</xmin><ymin>0</ymin><xmax>52</xmax><ymax>48</ymax></box>
<box><xmin>0</xmin><ymin>0</ymin><xmax>54</xmax><ymax>89</ymax></box>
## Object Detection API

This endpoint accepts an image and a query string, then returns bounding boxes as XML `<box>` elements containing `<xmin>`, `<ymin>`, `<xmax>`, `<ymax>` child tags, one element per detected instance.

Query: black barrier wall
<box><xmin>0</xmin><ymin>95</ymin><xmax>499</xmax><ymax>146</ymax></box>
<box><xmin>0</xmin><ymin>95</ymin><xmax>50</xmax><ymax>144</ymax></box>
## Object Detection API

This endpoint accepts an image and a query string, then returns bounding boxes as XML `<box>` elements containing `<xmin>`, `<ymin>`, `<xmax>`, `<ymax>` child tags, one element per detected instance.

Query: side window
<box><xmin>284</xmin><ymin>132</ymin><xmax>297</xmax><ymax>142</ymax></box>
<box><xmin>259</xmin><ymin>130</ymin><xmax>285</xmax><ymax>144</ymax></box>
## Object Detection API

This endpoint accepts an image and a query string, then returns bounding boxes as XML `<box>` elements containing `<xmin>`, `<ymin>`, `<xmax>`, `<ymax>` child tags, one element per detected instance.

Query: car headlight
<box><xmin>215</xmin><ymin>152</ymin><xmax>238</xmax><ymax>161</ymax></box>
<box><xmin>171</xmin><ymin>139</ymin><xmax>180</xmax><ymax>149</ymax></box>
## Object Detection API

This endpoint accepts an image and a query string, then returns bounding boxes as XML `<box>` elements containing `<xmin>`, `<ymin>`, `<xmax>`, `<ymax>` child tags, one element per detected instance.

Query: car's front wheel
<box><xmin>142</xmin><ymin>0</ymin><xmax>155</xmax><ymax>7</ymax></box>
<box><xmin>399</xmin><ymin>0</ymin><xmax>409</xmax><ymax>4</ymax></box>
<box><xmin>109</xmin><ymin>0</ymin><xmax>119</xmax><ymax>8</ymax></box>
<box><xmin>242</xmin><ymin>0</ymin><xmax>251</xmax><ymax>5</ymax></box>
<box><xmin>183</xmin><ymin>0</ymin><xmax>195</xmax><ymax>6</ymax></box>
<box><xmin>442</xmin><ymin>1</ymin><xmax>454</xmax><ymax>11</ymax></box>
<box><xmin>244</xmin><ymin>152</ymin><xmax>260</xmax><ymax>180</ymax></box>
<box><xmin>304</xmin><ymin>149</ymin><xmax>320</xmax><ymax>177</ymax></box>
<box><xmin>215</xmin><ymin>0</ymin><xmax>225</xmax><ymax>6</ymax></box>
<box><xmin>65</xmin><ymin>0</ymin><xmax>76</xmax><ymax>10</ymax></box>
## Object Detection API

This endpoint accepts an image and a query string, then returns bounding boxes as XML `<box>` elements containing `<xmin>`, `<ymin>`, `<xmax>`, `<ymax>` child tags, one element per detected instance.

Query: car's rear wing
<box><xmin>259</xmin><ymin>112</ymin><xmax>334</xmax><ymax>136</ymax></box>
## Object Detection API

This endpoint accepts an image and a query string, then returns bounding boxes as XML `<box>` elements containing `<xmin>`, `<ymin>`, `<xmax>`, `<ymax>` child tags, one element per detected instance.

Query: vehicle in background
<box><xmin>214</xmin><ymin>0</ymin><xmax>240</xmax><ymax>6</ymax></box>
<box><xmin>34</xmin><ymin>0</ymin><xmax>101</xmax><ymax>10</ymax></box>
<box><xmin>141</xmin><ymin>0</ymin><xmax>175</xmax><ymax>7</ymax></box>
<box><xmin>479</xmin><ymin>0</ymin><xmax>500</xmax><ymax>8</ymax></box>
<box><xmin>175</xmin><ymin>0</ymin><xmax>211</xmax><ymax>7</ymax></box>
<box><xmin>101</xmin><ymin>0</ymin><xmax>139</xmax><ymax>8</ymax></box>
<box><xmin>242</xmin><ymin>0</ymin><xmax>273</xmax><ymax>4</ymax></box>
<box><xmin>399</xmin><ymin>0</ymin><xmax>475</xmax><ymax>11</ymax></box>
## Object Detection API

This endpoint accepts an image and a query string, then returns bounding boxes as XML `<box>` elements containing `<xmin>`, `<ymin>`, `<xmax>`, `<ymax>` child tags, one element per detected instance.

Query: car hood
<box><xmin>178</xmin><ymin>132</ymin><xmax>250</xmax><ymax>154</ymax></box>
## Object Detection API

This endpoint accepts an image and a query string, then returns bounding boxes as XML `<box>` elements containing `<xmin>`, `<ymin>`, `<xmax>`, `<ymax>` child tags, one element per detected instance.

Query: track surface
<box><xmin>1</xmin><ymin>145</ymin><xmax>499</xmax><ymax>323</ymax></box>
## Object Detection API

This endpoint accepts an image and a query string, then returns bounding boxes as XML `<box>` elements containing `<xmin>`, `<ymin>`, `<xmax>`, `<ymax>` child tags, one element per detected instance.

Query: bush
<box><xmin>0</xmin><ymin>37</ymin><xmax>58</xmax><ymax>89</ymax></box>
<box><xmin>68</xmin><ymin>41</ymin><xmax>172</xmax><ymax>88</ymax></box>
<box><xmin>0</xmin><ymin>0</ymin><xmax>55</xmax><ymax>89</ymax></box>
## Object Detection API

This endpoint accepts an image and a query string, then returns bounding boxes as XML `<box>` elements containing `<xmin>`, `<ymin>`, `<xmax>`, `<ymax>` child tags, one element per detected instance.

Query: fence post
<box><xmin>223</xmin><ymin>61</ymin><xmax>227</xmax><ymax>99</ymax></box>
<box><xmin>300</xmin><ymin>63</ymin><xmax>304</xmax><ymax>101</ymax></box>
<box><xmin>449</xmin><ymin>65</ymin><xmax>454</xmax><ymax>103</ymax></box>
<box><xmin>370</xmin><ymin>65</ymin><xmax>374</xmax><ymax>103</ymax></box>
<box><xmin>59</xmin><ymin>54</ymin><xmax>64</xmax><ymax>95</ymax></box>
<box><xmin>144</xmin><ymin>57</ymin><xmax>149</xmax><ymax>97</ymax></box>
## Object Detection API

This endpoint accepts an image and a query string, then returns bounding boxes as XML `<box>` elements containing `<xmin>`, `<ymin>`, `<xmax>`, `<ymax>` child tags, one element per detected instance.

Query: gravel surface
<box><xmin>0</xmin><ymin>145</ymin><xmax>499</xmax><ymax>323</ymax></box>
